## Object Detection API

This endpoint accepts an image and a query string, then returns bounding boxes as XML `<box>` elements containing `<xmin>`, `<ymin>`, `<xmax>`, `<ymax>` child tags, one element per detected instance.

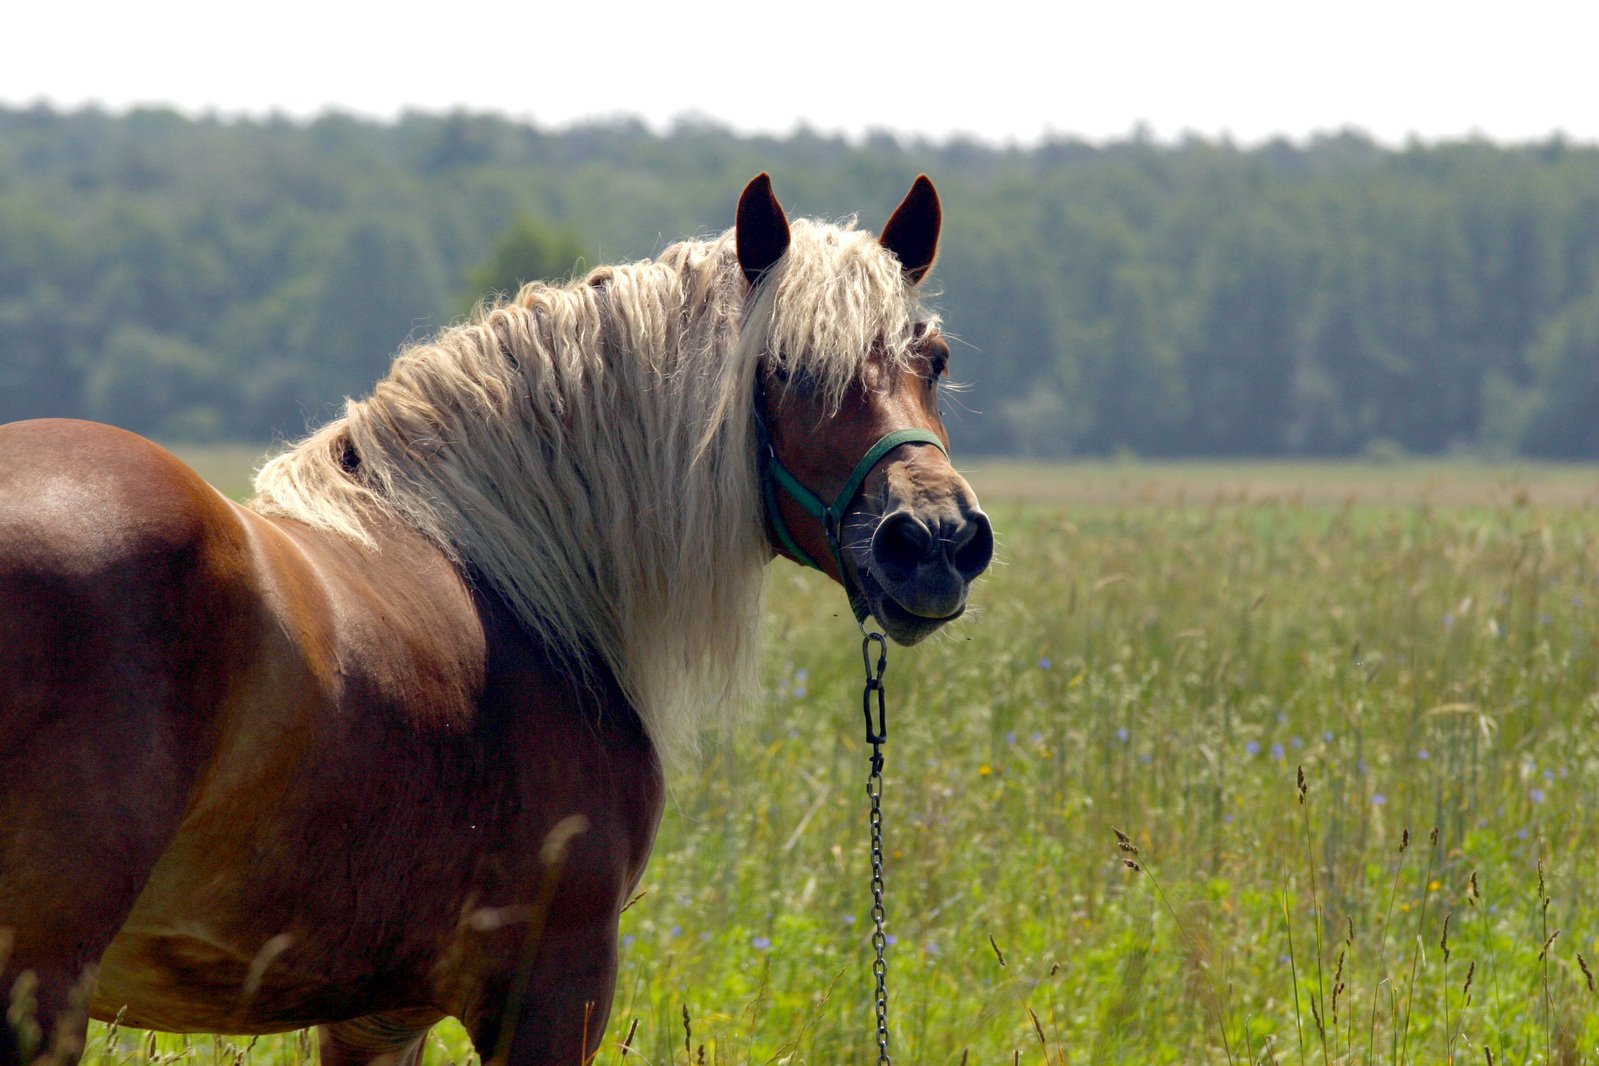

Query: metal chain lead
<box><xmin>861</xmin><ymin>630</ymin><xmax>891</xmax><ymax>1065</ymax></box>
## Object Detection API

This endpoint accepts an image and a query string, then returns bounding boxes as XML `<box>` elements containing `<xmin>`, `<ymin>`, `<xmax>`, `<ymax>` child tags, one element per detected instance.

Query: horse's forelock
<box><xmin>747</xmin><ymin>219</ymin><xmax>937</xmax><ymax>413</ymax></box>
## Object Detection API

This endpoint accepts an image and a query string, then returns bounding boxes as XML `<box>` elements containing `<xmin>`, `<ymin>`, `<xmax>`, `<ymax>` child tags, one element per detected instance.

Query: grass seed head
<box><xmin>1539</xmin><ymin>929</ymin><xmax>1561</xmax><ymax>962</ymax></box>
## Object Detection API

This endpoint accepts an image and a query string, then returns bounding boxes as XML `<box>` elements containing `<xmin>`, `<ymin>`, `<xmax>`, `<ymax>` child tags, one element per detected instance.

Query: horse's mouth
<box><xmin>855</xmin><ymin>566</ymin><xmax>968</xmax><ymax>645</ymax></box>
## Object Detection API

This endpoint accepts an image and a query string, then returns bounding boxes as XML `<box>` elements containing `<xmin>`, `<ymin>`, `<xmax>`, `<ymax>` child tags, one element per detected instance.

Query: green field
<box><xmin>83</xmin><ymin>455</ymin><xmax>1599</xmax><ymax>1063</ymax></box>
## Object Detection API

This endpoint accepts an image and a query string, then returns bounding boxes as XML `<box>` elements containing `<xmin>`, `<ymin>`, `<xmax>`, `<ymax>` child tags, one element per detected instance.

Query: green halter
<box><xmin>755</xmin><ymin>396</ymin><xmax>948</xmax><ymax>625</ymax></box>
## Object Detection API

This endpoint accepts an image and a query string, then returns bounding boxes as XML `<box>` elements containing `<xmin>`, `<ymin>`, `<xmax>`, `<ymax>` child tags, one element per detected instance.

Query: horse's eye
<box><xmin>772</xmin><ymin>363</ymin><xmax>818</xmax><ymax>392</ymax></box>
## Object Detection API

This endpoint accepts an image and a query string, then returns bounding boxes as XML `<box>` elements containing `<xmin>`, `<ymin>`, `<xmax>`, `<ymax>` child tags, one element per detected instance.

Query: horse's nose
<box><xmin>871</xmin><ymin>507</ymin><xmax>994</xmax><ymax>591</ymax></box>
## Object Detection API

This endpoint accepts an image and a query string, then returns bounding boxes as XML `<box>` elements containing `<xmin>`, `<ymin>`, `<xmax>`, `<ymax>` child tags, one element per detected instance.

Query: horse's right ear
<box><xmin>736</xmin><ymin>173</ymin><xmax>791</xmax><ymax>288</ymax></box>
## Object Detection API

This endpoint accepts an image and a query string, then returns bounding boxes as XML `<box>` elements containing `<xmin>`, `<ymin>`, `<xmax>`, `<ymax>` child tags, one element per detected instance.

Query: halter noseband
<box><xmin>754</xmin><ymin>391</ymin><xmax>948</xmax><ymax>626</ymax></box>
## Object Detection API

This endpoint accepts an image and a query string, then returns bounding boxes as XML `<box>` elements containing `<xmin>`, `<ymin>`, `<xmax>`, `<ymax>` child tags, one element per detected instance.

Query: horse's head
<box><xmin>738</xmin><ymin>173</ymin><xmax>994</xmax><ymax>645</ymax></box>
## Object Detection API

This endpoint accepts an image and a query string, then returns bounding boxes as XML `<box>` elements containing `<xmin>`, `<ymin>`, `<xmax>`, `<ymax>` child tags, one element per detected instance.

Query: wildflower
<box><xmin>1531</xmin><ymin>788</ymin><xmax>1546</xmax><ymax>804</ymax></box>
<box><xmin>1442</xmin><ymin>613</ymin><xmax>1455</xmax><ymax>629</ymax></box>
<box><xmin>1418</xmin><ymin>748</ymin><xmax>1430</xmax><ymax>761</ymax></box>
<box><xmin>753</xmin><ymin>936</ymin><xmax>772</xmax><ymax>951</ymax></box>
<box><xmin>979</xmin><ymin>764</ymin><xmax>993</xmax><ymax>777</ymax></box>
<box><xmin>1247</xmin><ymin>740</ymin><xmax>1261</xmax><ymax>756</ymax></box>
<box><xmin>1040</xmin><ymin>658</ymin><xmax>1053</xmax><ymax>670</ymax></box>
<box><xmin>1271</xmin><ymin>742</ymin><xmax>1285</xmax><ymax>761</ymax></box>
<box><xmin>1373</xmin><ymin>793</ymin><xmax>1387</xmax><ymax>807</ymax></box>
<box><xmin>1116</xmin><ymin>726</ymin><xmax>1130</xmax><ymax>743</ymax></box>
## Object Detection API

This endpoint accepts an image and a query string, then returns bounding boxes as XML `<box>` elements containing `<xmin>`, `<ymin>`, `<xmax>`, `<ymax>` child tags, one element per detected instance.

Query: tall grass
<box><xmin>79</xmin><ymin>467</ymin><xmax>1599</xmax><ymax>1063</ymax></box>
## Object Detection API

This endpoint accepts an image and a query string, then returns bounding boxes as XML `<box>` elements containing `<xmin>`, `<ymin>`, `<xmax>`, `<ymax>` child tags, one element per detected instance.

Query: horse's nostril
<box><xmin>953</xmin><ymin>510</ymin><xmax>994</xmax><ymax>580</ymax></box>
<box><xmin>871</xmin><ymin>512</ymin><xmax>932</xmax><ymax>577</ymax></box>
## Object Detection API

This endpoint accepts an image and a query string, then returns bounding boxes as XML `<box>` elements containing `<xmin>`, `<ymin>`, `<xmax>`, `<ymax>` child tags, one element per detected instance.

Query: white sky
<box><xmin>5</xmin><ymin>0</ymin><xmax>1596</xmax><ymax>146</ymax></box>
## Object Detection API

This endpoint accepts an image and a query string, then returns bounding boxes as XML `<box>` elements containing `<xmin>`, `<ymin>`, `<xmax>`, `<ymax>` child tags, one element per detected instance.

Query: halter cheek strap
<box><xmin>755</xmin><ymin>405</ymin><xmax>948</xmax><ymax>624</ymax></box>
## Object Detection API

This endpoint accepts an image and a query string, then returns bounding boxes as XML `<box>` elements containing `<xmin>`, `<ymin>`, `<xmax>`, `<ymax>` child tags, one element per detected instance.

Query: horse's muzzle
<box><xmin>858</xmin><ymin>504</ymin><xmax>993</xmax><ymax>644</ymax></box>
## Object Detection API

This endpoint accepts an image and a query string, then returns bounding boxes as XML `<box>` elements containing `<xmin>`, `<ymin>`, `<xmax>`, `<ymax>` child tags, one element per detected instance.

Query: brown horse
<box><xmin>0</xmin><ymin>174</ymin><xmax>991</xmax><ymax>1065</ymax></box>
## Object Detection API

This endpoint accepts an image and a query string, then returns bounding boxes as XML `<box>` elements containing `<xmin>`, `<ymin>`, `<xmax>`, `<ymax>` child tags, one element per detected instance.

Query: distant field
<box><xmin>94</xmin><ymin>449</ymin><xmax>1599</xmax><ymax>1064</ymax></box>
<box><xmin>961</xmin><ymin>458</ymin><xmax>1599</xmax><ymax>509</ymax></box>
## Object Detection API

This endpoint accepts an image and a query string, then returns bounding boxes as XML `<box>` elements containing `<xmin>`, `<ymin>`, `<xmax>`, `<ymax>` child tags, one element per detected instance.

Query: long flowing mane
<box><xmin>251</xmin><ymin>218</ymin><xmax>935</xmax><ymax>764</ymax></box>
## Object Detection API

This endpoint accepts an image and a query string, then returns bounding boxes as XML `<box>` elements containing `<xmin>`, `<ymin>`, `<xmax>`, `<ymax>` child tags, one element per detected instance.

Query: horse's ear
<box><xmin>736</xmin><ymin>173</ymin><xmax>791</xmax><ymax>288</ymax></box>
<box><xmin>879</xmin><ymin>175</ymin><xmax>942</xmax><ymax>285</ymax></box>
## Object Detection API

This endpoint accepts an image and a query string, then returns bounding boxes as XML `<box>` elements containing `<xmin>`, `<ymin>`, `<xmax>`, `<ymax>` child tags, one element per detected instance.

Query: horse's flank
<box><xmin>251</xmin><ymin>220</ymin><xmax>936</xmax><ymax>765</ymax></box>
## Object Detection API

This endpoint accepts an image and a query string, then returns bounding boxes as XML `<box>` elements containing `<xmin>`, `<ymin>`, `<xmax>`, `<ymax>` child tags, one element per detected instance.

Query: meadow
<box><xmin>79</xmin><ymin>455</ymin><xmax>1599</xmax><ymax>1064</ymax></box>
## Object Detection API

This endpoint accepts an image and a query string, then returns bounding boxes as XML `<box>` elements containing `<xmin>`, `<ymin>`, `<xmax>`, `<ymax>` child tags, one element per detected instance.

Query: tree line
<box><xmin>1</xmin><ymin>105</ymin><xmax>1595</xmax><ymax>457</ymax></box>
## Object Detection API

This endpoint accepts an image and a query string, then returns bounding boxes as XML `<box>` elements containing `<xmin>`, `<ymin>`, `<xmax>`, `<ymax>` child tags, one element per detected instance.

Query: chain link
<box><xmin>861</xmin><ymin>630</ymin><xmax>892</xmax><ymax>1065</ymax></box>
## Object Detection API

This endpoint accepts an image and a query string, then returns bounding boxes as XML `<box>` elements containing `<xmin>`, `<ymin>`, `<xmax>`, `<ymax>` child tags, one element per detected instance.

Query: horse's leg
<box><xmin>316</xmin><ymin>1010</ymin><xmax>443</xmax><ymax>1066</ymax></box>
<box><xmin>462</xmin><ymin>923</ymin><xmax>621</xmax><ymax>1066</ymax></box>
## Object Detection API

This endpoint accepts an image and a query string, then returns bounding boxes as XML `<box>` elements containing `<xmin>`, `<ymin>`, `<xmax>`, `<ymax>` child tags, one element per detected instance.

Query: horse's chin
<box><xmin>856</xmin><ymin>569</ymin><xmax>967</xmax><ymax>646</ymax></box>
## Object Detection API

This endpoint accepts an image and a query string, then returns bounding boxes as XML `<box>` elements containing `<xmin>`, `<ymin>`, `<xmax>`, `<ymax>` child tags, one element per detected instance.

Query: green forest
<box><xmin>2</xmin><ymin>104</ymin><xmax>1596</xmax><ymax>457</ymax></box>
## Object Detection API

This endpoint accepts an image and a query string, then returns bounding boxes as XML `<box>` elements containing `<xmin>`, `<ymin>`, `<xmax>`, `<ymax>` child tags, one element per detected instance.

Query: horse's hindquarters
<box><xmin>0</xmin><ymin>420</ymin><xmax>265</xmax><ymax>1055</ymax></box>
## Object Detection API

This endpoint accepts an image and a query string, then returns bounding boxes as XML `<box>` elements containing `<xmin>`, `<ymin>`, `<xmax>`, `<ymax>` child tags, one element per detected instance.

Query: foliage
<box><xmin>3</xmin><ymin>106</ymin><xmax>1599</xmax><ymax>455</ymax></box>
<box><xmin>70</xmin><ymin>461</ymin><xmax>1599</xmax><ymax>1063</ymax></box>
<box><xmin>459</xmin><ymin>214</ymin><xmax>587</xmax><ymax>316</ymax></box>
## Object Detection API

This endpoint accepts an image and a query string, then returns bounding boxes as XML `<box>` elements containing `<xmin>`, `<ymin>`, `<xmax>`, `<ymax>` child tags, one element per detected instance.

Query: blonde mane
<box><xmin>250</xmin><ymin>218</ymin><xmax>935</xmax><ymax>765</ymax></box>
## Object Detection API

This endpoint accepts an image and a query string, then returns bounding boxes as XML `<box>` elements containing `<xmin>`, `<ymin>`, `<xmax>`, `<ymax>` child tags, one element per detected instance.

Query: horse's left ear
<box><xmin>736</xmin><ymin>173</ymin><xmax>791</xmax><ymax>288</ymax></box>
<box><xmin>879</xmin><ymin>175</ymin><xmax>941</xmax><ymax>285</ymax></box>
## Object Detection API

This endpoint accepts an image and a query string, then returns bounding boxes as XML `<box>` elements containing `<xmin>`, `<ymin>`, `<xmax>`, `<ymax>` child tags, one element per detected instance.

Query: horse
<box><xmin>0</xmin><ymin>173</ymin><xmax>992</xmax><ymax>1065</ymax></box>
